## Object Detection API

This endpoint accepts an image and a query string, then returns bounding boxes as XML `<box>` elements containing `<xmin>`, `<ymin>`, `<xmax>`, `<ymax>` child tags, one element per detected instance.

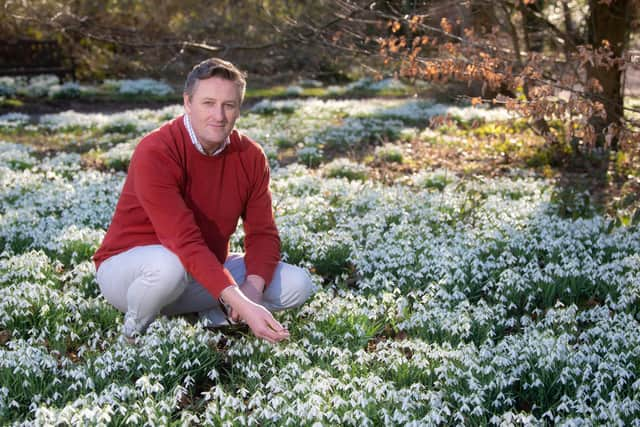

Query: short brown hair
<box><xmin>184</xmin><ymin>58</ymin><xmax>247</xmax><ymax>103</ymax></box>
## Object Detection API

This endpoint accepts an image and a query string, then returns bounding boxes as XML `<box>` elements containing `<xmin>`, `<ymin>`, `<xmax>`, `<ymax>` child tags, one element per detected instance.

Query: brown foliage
<box><xmin>375</xmin><ymin>6</ymin><xmax>639</xmax><ymax>152</ymax></box>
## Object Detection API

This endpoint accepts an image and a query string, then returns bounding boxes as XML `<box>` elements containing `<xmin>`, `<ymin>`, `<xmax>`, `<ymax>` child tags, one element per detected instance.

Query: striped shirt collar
<box><xmin>183</xmin><ymin>114</ymin><xmax>230</xmax><ymax>156</ymax></box>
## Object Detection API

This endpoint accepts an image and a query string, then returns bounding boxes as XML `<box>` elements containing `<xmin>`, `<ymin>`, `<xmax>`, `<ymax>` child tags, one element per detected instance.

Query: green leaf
<box><xmin>605</xmin><ymin>218</ymin><xmax>615</xmax><ymax>234</ymax></box>
<box><xmin>632</xmin><ymin>208</ymin><xmax>640</xmax><ymax>226</ymax></box>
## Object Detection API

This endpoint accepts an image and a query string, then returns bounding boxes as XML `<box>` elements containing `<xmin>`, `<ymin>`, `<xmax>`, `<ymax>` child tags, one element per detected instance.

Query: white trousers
<box><xmin>96</xmin><ymin>245</ymin><xmax>314</xmax><ymax>337</ymax></box>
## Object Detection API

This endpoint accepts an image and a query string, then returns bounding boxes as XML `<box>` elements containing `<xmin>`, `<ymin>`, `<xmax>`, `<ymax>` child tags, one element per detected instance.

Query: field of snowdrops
<box><xmin>1</xmin><ymin>83</ymin><xmax>640</xmax><ymax>425</ymax></box>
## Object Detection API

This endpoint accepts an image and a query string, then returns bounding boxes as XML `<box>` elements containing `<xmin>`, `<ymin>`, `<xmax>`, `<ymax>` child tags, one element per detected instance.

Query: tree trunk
<box><xmin>586</xmin><ymin>0</ymin><xmax>632</xmax><ymax>150</ymax></box>
<box><xmin>470</xmin><ymin>0</ymin><xmax>496</xmax><ymax>35</ymax></box>
<box><xmin>520</xmin><ymin>0</ymin><xmax>545</xmax><ymax>53</ymax></box>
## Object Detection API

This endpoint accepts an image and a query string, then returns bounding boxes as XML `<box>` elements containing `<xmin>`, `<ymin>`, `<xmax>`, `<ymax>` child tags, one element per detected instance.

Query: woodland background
<box><xmin>3</xmin><ymin>1</ymin><xmax>640</xmax><ymax>151</ymax></box>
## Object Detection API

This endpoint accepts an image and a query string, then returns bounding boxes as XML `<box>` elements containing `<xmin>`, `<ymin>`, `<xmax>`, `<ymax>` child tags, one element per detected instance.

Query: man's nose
<box><xmin>211</xmin><ymin>104</ymin><xmax>226</xmax><ymax>121</ymax></box>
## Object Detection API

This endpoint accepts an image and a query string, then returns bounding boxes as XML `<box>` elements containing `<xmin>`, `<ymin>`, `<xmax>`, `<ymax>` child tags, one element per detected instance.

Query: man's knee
<box><xmin>140</xmin><ymin>248</ymin><xmax>187</xmax><ymax>300</ymax></box>
<box><xmin>279</xmin><ymin>264</ymin><xmax>314</xmax><ymax>308</ymax></box>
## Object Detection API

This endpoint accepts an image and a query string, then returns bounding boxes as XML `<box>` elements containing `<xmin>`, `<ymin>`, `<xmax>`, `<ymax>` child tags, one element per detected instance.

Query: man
<box><xmin>93</xmin><ymin>58</ymin><xmax>313</xmax><ymax>344</ymax></box>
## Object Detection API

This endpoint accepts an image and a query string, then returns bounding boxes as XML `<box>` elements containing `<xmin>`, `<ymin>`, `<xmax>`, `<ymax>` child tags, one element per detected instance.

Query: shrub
<box><xmin>0</xmin><ymin>114</ymin><xmax>30</xmax><ymax>129</ymax></box>
<box><xmin>323</xmin><ymin>158</ymin><xmax>369</xmax><ymax>181</ymax></box>
<box><xmin>311</xmin><ymin>241</ymin><xmax>353</xmax><ymax>284</ymax></box>
<box><xmin>284</xmin><ymin>85</ymin><xmax>304</xmax><ymax>96</ymax></box>
<box><xmin>103</xmin><ymin>78</ymin><xmax>173</xmax><ymax>96</ymax></box>
<box><xmin>297</xmin><ymin>146</ymin><xmax>323</xmax><ymax>167</ymax></box>
<box><xmin>48</xmin><ymin>82</ymin><xmax>83</xmax><ymax>99</ymax></box>
<box><xmin>0</xmin><ymin>77</ymin><xmax>17</xmax><ymax>97</ymax></box>
<box><xmin>298</xmin><ymin>79</ymin><xmax>323</xmax><ymax>88</ymax></box>
<box><xmin>410</xmin><ymin>169</ymin><xmax>455</xmax><ymax>191</ymax></box>
<box><xmin>375</xmin><ymin>143</ymin><xmax>404</xmax><ymax>164</ymax></box>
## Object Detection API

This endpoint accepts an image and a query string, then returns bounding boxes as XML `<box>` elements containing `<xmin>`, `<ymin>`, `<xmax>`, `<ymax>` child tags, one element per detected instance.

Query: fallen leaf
<box><xmin>0</xmin><ymin>330</ymin><xmax>11</xmax><ymax>346</ymax></box>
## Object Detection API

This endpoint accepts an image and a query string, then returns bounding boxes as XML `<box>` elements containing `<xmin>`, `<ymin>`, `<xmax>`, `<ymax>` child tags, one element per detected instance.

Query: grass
<box><xmin>0</xmin><ymin>97</ymin><xmax>23</xmax><ymax>108</ymax></box>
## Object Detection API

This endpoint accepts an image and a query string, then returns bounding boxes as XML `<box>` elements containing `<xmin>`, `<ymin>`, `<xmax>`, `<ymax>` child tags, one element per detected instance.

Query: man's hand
<box><xmin>220</xmin><ymin>284</ymin><xmax>289</xmax><ymax>343</ymax></box>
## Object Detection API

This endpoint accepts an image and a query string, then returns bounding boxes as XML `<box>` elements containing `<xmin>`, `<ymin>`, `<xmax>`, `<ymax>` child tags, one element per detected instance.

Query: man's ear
<box><xmin>183</xmin><ymin>93</ymin><xmax>192</xmax><ymax>114</ymax></box>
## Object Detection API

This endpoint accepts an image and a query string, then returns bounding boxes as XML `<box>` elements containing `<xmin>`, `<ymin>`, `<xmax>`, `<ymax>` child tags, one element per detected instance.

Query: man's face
<box><xmin>183</xmin><ymin>76</ymin><xmax>241</xmax><ymax>152</ymax></box>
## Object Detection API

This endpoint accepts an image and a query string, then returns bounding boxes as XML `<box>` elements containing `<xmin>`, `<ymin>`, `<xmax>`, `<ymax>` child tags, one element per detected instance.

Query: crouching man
<box><xmin>93</xmin><ymin>58</ymin><xmax>313</xmax><ymax>343</ymax></box>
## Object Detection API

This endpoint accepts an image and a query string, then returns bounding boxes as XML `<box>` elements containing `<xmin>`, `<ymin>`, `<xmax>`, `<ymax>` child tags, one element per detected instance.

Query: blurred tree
<box><xmin>2</xmin><ymin>0</ymin><xmax>638</xmax><ymax>153</ymax></box>
<box><xmin>1</xmin><ymin>0</ymin><xmax>344</xmax><ymax>81</ymax></box>
<box><xmin>585</xmin><ymin>0</ymin><xmax>633</xmax><ymax>147</ymax></box>
<box><xmin>320</xmin><ymin>0</ymin><xmax>639</xmax><ymax>152</ymax></box>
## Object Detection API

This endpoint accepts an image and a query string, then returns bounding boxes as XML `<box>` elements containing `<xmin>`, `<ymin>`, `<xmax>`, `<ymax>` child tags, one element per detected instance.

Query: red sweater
<box><xmin>93</xmin><ymin>116</ymin><xmax>281</xmax><ymax>298</ymax></box>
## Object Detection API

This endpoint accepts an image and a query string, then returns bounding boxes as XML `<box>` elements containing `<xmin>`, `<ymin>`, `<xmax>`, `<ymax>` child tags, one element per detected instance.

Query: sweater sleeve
<box><xmin>242</xmin><ymin>147</ymin><xmax>281</xmax><ymax>287</ymax></box>
<box><xmin>131</xmin><ymin>140</ymin><xmax>236</xmax><ymax>298</ymax></box>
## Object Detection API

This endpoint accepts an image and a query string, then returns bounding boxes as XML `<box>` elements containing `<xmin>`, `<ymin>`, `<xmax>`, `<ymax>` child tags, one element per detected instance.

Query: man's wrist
<box><xmin>219</xmin><ymin>284</ymin><xmax>240</xmax><ymax>311</ymax></box>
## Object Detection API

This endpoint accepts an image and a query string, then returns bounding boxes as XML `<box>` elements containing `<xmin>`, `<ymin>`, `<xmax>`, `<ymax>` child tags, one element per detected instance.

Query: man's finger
<box><xmin>266</xmin><ymin>325</ymin><xmax>290</xmax><ymax>341</ymax></box>
<box><xmin>228</xmin><ymin>308</ymin><xmax>240</xmax><ymax>322</ymax></box>
<box><xmin>266</xmin><ymin>317</ymin><xmax>288</xmax><ymax>334</ymax></box>
<box><xmin>256</xmin><ymin>326</ymin><xmax>279</xmax><ymax>343</ymax></box>
<box><xmin>259</xmin><ymin>322</ymin><xmax>289</xmax><ymax>343</ymax></box>
<box><xmin>262</xmin><ymin>334</ymin><xmax>278</xmax><ymax>344</ymax></box>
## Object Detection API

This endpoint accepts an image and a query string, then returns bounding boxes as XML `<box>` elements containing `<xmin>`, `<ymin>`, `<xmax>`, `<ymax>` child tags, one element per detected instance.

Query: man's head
<box><xmin>184</xmin><ymin>58</ymin><xmax>246</xmax><ymax>103</ymax></box>
<box><xmin>183</xmin><ymin>58</ymin><xmax>246</xmax><ymax>153</ymax></box>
